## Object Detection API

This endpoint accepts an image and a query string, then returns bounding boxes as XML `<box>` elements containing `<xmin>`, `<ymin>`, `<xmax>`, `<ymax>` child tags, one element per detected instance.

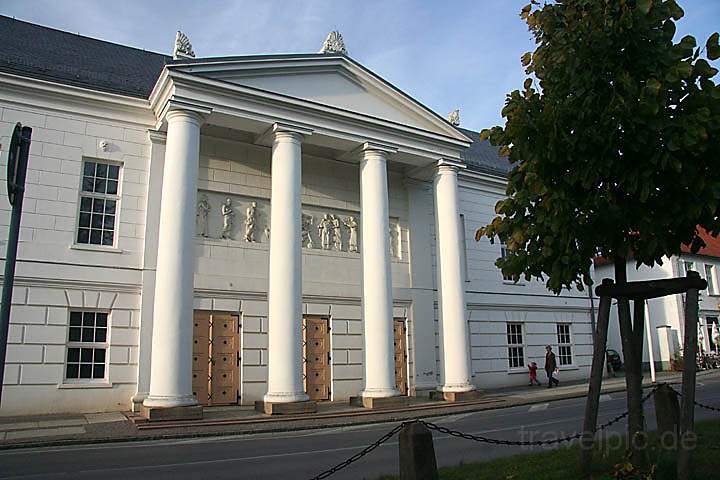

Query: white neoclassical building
<box><xmin>0</xmin><ymin>18</ymin><xmax>594</xmax><ymax>417</ymax></box>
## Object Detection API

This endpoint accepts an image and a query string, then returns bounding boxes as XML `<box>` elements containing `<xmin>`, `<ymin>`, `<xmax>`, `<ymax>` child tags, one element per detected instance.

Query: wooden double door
<box><xmin>394</xmin><ymin>318</ymin><xmax>409</xmax><ymax>395</ymax></box>
<box><xmin>303</xmin><ymin>316</ymin><xmax>331</xmax><ymax>401</ymax></box>
<box><xmin>192</xmin><ymin>311</ymin><xmax>240</xmax><ymax>406</ymax></box>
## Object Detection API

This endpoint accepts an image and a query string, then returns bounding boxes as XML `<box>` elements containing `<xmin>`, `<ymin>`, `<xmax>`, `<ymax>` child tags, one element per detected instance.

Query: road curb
<box><xmin>1</xmin><ymin>371</ymin><xmax>716</xmax><ymax>450</ymax></box>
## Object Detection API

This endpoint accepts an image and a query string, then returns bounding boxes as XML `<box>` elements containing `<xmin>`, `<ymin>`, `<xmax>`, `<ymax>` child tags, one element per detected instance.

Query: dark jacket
<box><xmin>545</xmin><ymin>351</ymin><xmax>557</xmax><ymax>372</ymax></box>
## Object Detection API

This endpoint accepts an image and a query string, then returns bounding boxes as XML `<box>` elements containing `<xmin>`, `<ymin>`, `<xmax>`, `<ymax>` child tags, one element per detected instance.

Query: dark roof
<box><xmin>457</xmin><ymin>127</ymin><xmax>512</xmax><ymax>177</ymax></box>
<box><xmin>0</xmin><ymin>15</ymin><xmax>169</xmax><ymax>97</ymax></box>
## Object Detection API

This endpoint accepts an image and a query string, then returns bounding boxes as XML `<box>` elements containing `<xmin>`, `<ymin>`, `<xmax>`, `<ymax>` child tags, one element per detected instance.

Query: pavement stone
<box><xmin>5</xmin><ymin>426</ymin><xmax>86</xmax><ymax>440</ymax></box>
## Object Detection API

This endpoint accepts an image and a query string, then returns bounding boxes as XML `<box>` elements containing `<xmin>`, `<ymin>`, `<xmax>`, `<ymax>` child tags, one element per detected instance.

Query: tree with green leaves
<box><xmin>476</xmin><ymin>0</ymin><xmax>720</xmax><ymax>469</ymax></box>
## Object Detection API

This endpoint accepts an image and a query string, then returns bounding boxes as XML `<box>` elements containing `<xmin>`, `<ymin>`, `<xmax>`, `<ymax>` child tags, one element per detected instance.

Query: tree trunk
<box><xmin>614</xmin><ymin>257</ymin><xmax>646</xmax><ymax>467</ymax></box>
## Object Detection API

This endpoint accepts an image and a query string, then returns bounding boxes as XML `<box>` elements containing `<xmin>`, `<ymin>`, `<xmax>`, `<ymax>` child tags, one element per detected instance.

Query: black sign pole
<box><xmin>0</xmin><ymin>124</ymin><xmax>31</xmax><ymax>405</ymax></box>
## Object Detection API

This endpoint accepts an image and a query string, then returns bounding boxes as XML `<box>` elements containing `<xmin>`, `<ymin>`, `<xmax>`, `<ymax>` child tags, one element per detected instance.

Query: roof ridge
<box><xmin>0</xmin><ymin>14</ymin><xmax>170</xmax><ymax>58</ymax></box>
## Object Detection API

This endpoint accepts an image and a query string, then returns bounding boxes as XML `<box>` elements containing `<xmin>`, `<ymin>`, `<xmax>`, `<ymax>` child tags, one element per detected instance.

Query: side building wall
<box><xmin>0</xmin><ymin>89</ymin><xmax>154</xmax><ymax>415</ymax></box>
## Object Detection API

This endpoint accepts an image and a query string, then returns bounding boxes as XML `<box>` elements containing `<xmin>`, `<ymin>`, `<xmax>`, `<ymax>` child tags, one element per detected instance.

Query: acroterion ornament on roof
<box><xmin>173</xmin><ymin>30</ymin><xmax>195</xmax><ymax>60</ymax></box>
<box><xmin>319</xmin><ymin>31</ymin><xmax>347</xmax><ymax>55</ymax></box>
<box><xmin>447</xmin><ymin>109</ymin><xmax>460</xmax><ymax>126</ymax></box>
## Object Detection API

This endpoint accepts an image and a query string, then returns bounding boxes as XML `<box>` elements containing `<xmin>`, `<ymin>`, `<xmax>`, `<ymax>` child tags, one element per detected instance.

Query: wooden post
<box><xmin>580</xmin><ymin>280</ymin><xmax>613</xmax><ymax>475</ymax></box>
<box><xmin>399</xmin><ymin>422</ymin><xmax>438</xmax><ymax>480</ymax></box>
<box><xmin>677</xmin><ymin>274</ymin><xmax>700</xmax><ymax>480</ymax></box>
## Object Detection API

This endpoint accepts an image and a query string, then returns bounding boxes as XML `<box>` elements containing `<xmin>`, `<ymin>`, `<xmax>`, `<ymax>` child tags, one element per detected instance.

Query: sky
<box><xmin>1</xmin><ymin>0</ymin><xmax>718</xmax><ymax>132</ymax></box>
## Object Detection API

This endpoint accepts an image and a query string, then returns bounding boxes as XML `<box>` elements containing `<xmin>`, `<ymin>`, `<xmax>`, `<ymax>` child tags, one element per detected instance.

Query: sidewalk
<box><xmin>1</xmin><ymin>369</ymin><xmax>717</xmax><ymax>450</ymax></box>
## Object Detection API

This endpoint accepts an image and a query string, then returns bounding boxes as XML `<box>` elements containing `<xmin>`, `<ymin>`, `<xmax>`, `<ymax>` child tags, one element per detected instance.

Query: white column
<box><xmin>360</xmin><ymin>146</ymin><xmax>399</xmax><ymax>398</ymax></box>
<box><xmin>264</xmin><ymin>126</ymin><xmax>309</xmax><ymax>404</ymax></box>
<box><xmin>434</xmin><ymin>164</ymin><xmax>474</xmax><ymax>393</ymax></box>
<box><xmin>144</xmin><ymin>109</ymin><xmax>204</xmax><ymax>409</ymax></box>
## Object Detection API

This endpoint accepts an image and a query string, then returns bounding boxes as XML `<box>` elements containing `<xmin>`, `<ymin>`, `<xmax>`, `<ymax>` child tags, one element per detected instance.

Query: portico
<box><xmin>141</xmin><ymin>51</ymin><xmax>475</xmax><ymax>418</ymax></box>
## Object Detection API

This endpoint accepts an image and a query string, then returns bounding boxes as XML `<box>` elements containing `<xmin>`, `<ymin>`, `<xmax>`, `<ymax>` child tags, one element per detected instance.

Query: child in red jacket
<box><xmin>528</xmin><ymin>362</ymin><xmax>541</xmax><ymax>386</ymax></box>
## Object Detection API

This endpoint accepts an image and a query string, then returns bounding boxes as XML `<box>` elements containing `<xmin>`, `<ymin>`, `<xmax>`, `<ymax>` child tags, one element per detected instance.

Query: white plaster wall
<box><xmin>1</xmin><ymin>285</ymin><xmax>140</xmax><ymax>415</ymax></box>
<box><xmin>0</xmin><ymin>97</ymin><xmax>153</xmax><ymax>415</ymax></box>
<box><xmin>438</xmin><ymin>177</ymin><xmax>594</xmax><ymax>389</ymax></box>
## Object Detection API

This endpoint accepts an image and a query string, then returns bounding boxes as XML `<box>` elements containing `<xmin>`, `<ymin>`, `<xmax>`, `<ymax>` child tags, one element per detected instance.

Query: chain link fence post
<box><xmin>399</xmin><ymin>421</ymin><xmax>438</xmax><ymax>480</ymax></box>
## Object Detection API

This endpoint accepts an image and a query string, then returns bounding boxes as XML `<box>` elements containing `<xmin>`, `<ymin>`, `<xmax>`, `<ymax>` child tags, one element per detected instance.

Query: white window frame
<box><xmin>556</xmin><ymin>323</ymin><xmax>574</xmax><ymax>367</ymax></box>
<box><xmin>500</xmin><ymin>243</ymin><xmax>514</xmax><ymax>282</ymax></box>
<box><xmin>73</xmin><ymin>158</ymin><xmax>122</xmax><ymax>250</ymax></box>
<box><xmin>64</xmin><ymin>310</ymin><xmax>110</xmax><ymax>385</ymax></box>
<box><xmin>506</xmin><ymin>322</ymin><xmax>526</xmax><ymax>370</ymax></box>
<box><xmin>704</xmin><ymin>264</ymin><xmax>717</xmax><ymax>295</ymax></box>
<box><xmin>706</xmin><ymin>316</ymin><xmax>719</xmax><ymax>352</ymax></box>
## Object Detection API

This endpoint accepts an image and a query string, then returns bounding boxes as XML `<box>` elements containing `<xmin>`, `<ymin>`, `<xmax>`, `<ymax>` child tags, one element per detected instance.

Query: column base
<box><xmin>255</xmin><ymin>400</ymin><xmax>317</xmax><ymax>415</ymax></box>
<box><xmin>142</xmin><ymin>405</ymin><xmax>203</xmax><ymax>421</ymax></box>
<box><xmin>429</xmin><ymin>390</ymin><xmax>483</xmax><ymax>403</ymax></box>
<box><xmin>350</xmin><ymin>395</ymin><xmax>410</xmax><ymax>409</ymax></box>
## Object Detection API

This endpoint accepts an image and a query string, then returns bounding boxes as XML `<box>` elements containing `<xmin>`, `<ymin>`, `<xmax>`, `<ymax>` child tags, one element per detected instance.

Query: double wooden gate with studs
<box><xmin>192</xmin><ymin>311</ymin><xmax>240</xmax><ymax>406</ymax></box>
<box><xmin>303</xmin><ymin>316</ymin><xmax>331</xmax><ymax>401</ymax></box>
<box><xmin>394</xmin><ymin>318</ymin><xmax>408</xmax><ymax>395</ymax></box>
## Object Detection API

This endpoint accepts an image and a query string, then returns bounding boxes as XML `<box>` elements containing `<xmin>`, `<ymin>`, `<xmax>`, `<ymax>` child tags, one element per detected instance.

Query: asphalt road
<box><xmin>1</xmin><ymin>377</ymin><xmax>719</xmax><ymax>480</ymax></box>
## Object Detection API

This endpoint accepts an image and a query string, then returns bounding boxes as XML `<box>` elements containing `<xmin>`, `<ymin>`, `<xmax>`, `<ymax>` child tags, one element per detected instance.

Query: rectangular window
<box><xmin>459</xmin><ymin>214</ymin><xmax>469</xmax><ymax>282</ymax></box>
<box><xmin>707</xmin><ymin>317</ymin><xmax>719</xmax><ymax>352</ymax></box>
<box><xmin>704</xmin><ymin>265</ymin><xmax>716</xmax><ymax>295</ymax></box>
<box><xmin>500</xmin><ymin>243</ymin><xmax>513</xmax><ymax>281</ymax></box>
<box><xmin>65</xmin><ymin>311</ymin><xmax>108</xmax><ymax>381</ymax></box>
<box><xmin>683</xmin><ymin>261</ymin><xmax>695</xmax><ymax>274</ymax></box>
<box><xmin>556</xmin><ymin>323</ymin><xmax>573</xmax><ymax>366</ymax></box>
<box><xmin>506</xmin><ymin>323</ymin><xmax>525</xmax><ymax>369</ymax></box>
<box><xmin>76</xmin><ymin>160</ymin><xmax>120</xmax><ymax>246</ymax></box>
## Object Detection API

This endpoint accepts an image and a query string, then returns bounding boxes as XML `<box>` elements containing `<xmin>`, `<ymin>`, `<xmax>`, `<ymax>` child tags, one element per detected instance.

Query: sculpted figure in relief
<box><xmin>318</xmin><ymin>214</ymin><xmax>333</xmax><ymax>250</ymax></box>
<box><xmin>331</xmin><ymin>215</ymin><xmax>343</xmax><ymax>251</ymax></box>
<box><xmin>343</xmin><ymin>216</ymin><xmax>358</xmax><ymax>253</ymax></box>
<box><xmin>301</xmin><ymin>214</ymin><xmax>314</xmax><ymax>248</ymax></box>
<box><xmin>389</xmin><ymin>225</ymin><xmax>399</xmax><ymax>257</ymax></box>
<box><xmin>197</xmin><ymin>194</ymin><xmax>211</xmax><ymax>237</ymax></box>
<box><xmin>220</xmin><ymin>198</ymin><xmax>235</xmax><ymax>239</ymax></box>
<box><xmin>244</xmin><ymin>201</ymin><xmax>257</xmax><ymax>242</ymax></box>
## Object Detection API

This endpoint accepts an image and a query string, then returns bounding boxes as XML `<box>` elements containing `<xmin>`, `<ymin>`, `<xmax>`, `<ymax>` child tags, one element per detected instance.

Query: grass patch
<box><xmin>378</xmin><ymin>419</ymin><xmax>720</xmax><ymax>480</ymax></box>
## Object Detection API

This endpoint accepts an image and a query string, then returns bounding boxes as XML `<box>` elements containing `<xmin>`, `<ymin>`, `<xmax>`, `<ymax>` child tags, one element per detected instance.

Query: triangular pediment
<box><xmin>172</xmin><ymin>55</ymin><xmax>468</xmax><ymax>141</ymax></box>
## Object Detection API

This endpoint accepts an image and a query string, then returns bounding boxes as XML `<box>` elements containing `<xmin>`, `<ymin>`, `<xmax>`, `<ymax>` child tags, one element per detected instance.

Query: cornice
<box><xmin>0</xmin><ymin>72</ymin><xmax>154</xmax><ymax>127</ymax></box>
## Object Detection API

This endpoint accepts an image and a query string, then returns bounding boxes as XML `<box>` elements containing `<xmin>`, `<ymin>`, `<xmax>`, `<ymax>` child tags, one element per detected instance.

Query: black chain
<box><xmin>668</xmin><ymin>385</ymin><xmax>720</xmax><ymax>412</ymax></box>
<box><xmin>309</xmin><ymin>385</ymin><xmax>661</xmax><ymax>478</ymax></box>
<box><xmin>308</xmin><ymin>421</ymin><xmax>410</xmax><ymax>480</ymax></box>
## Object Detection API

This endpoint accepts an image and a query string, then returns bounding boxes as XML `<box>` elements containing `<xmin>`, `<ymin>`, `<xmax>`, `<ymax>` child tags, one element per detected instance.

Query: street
<box><xmin>1</xmin><ymin>377</ymin><xmax>719</xmax><ymax>480</ymax></box>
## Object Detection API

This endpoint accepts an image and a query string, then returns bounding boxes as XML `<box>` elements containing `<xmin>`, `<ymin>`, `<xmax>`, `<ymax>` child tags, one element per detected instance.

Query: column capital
<box><xmin>162</xmin><ymin>100</ymin><xmax>212</xmax><ymax>125</ymax></box>
<box><xmin>436</xmin><ymin>159</ymin><xmax>467</xmax><ymax>174</ymax></box>
<box><xmin>257</xmin><ymin>122</ymin><xmax>313</xmax><ymax>146</ymax></box>
<box><xmin>147</xmin><ymin>129</ymin><xmax>167</xmax><ymax>145</ymax></box>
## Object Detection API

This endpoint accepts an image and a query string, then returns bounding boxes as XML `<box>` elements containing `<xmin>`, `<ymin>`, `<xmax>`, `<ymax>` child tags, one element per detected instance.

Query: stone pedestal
<box><xmin>142</xmin><ymin>405</ymin><xmax>203</xmax><ymax>421</ymax></box>
<box><xmin>350</xmin><ymin>395</ymin><xmax>409</xmax><ymax>409</ymax></box>
<box><xmin>255</xmin><ymin>400</ymin><xmax>317</xmax><ymax>415</ymax></box>
<box><xmin>399</xmin><ymin>422</ymin><xmax>439</xmax><ymax>480</ymax></box>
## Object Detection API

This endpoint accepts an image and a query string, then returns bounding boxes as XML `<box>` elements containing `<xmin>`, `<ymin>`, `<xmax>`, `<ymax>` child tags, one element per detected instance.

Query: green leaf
<box><xmin>523</xmin><ymin>78</ymin><xmax>533</xmax><ymax>90</ymax></box>
<box><xmin>637</xmin><ymin>0</ymin><xmax>652</xmax><ymax>14</ymax></box>
<box><xmin>521</xmin><ymin>52</ymin><xmax>532</xmax><ymax>67</ymax></box>
<box><xmin>707</xmin><ymin>32</ymin><xmax>720</xmax><ymax>61</ymax></box>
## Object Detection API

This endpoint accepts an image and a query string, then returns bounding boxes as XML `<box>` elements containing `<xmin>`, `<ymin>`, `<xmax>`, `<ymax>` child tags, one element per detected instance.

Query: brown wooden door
<box><xmin>192</xmin><ymin>311</ymin><xmax>240</xmax><ymax>406</ymax></box>
<box><xmin>394</xmin><ymin>318</ymin><xmax>408</xmax><ymax>395</ymax></box>
<box><xmin>210</xmin><ymin>313</ymin><xmax>240</xmax><ymax>405</ymax></box>
<box><xmin>304</xmin><ymin>316</ymin><xmax>331</xmax><ymax>401</ymax></box>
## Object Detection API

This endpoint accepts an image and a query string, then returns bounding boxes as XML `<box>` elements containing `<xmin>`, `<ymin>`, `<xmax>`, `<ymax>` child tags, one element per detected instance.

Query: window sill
<box><xmin>58</xmin><ymin>381</ymin><xmax>113</xmax><ymax>389</ymax></box>
<box><xmin>507</xmin><ymin>368</ymin><xmax>529</xmax><ymax>375</ymax></box>
<box><xmin>70</xmin><ymin>244</ymin><xmax>123</xmax><ymax>254</ymax></box>
<box><xmin>502</xmin><ymin>281</ymin><xmax>526</xmax><ymax>286</ymax></box>
<box><xmin>558</xmin><ymin>365</ymin><xmax>579</xmax><ymax>371</ymax></box>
